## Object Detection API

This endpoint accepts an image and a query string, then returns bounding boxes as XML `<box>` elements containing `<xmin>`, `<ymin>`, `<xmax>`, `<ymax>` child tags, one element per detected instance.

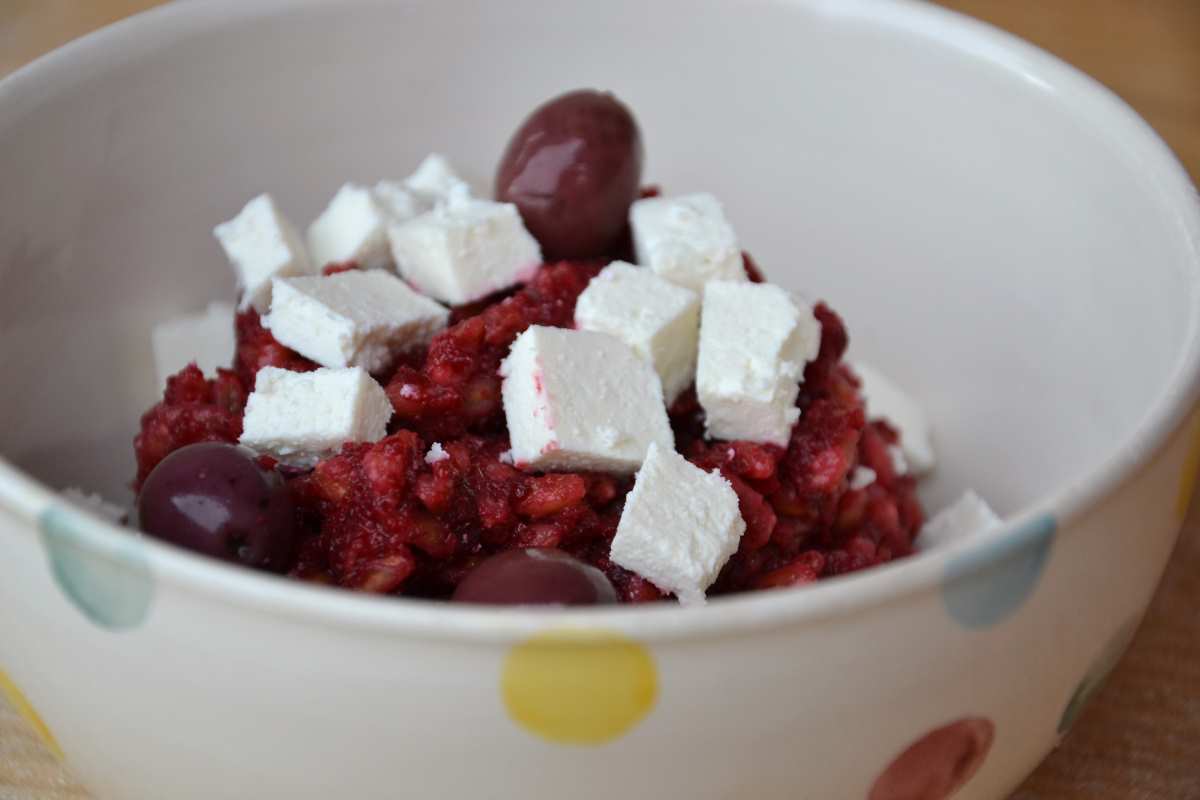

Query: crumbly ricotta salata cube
<box><xmin>388</xmin><ymin>198</ymin><xmax>542</xmax><ymax>304</ymax></box>
<box><xmin>917</xmin><ymin>490</ymin><xmax>1000</xmax><ymax>550</ymax></box>
<box><xmin>151</xmin><ymin>301</ymin><xmax>236</xmax><ymax>385</ymax></box>
<box><xmin>264</xmin><ymin>270</ymin><xmax>448</xmax><ymax>373</ymax></box>
<box><xmin>404</xmin><ymin>153</ymin><xmax>471</xmax><ymax>207</ymax></box>
<box><xmin>609</xmin><ymin>442</ymin><xmax>745</xmax><ymax>605</ymax></box>
<box><xmin>630</xmin><ymin>193</ymin><xmax>745</xmax><ymax>291</ymax></box>
<box><xmin>213</xmin><ymin>193</ymin><xmax>313</xmax><ymax>312</ymax></box>
<box><xmin>853</xmin><ymin>362</ymin><xmax>936</xmax><ymax>476</ymax></box>
<box><xmin>696</xmin><ymin>281</ymin><xmax>822</xmax><ymax>446</ymax></box>
<box><xmin>499</xmin><ymin>326</ymin><xmax>674</xmax><ymax>474</ymax></box>
<box><xmin>575</xmin><ymin>261</ymin><xmax>701</xmax><ymax>404</ymax></box>
<box><xmin>239</xmin><ymin>366</ymin><xmax>392</xmax><ymax>466</ymax></box>
<box><xmin>307</xmin><ymin>183</ymin><xmax>393</xmax><ymax>270</ymax></box>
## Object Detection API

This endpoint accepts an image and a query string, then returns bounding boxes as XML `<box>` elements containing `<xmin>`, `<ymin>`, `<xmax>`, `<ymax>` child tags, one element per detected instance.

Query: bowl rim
<box><xmin>1</xmin><ymin>0</ymin><xmax>1199</xmax><ymax>644</ymax></box>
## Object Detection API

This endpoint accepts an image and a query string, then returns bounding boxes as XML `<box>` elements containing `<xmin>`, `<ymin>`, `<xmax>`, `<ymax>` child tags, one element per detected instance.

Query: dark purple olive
<box><xmin>495</xmin><ymin>89</ymin><xmax>643</xmax><ymax>260</ymax></box>
<box><xmin>137</xmin><ymin>442</ymin><xmax>297</xmax><ymax>572</ymax></box>
<box><xmin>452</xmin><ymin>548</ymin><xmax>619</xmax><ymax>606</ymax></box>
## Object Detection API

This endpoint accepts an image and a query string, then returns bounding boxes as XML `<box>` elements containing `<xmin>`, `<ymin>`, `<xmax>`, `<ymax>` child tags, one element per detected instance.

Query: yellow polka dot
<box><xmin>1176</xmin><ymin>410</ymin><xmax>1200</xmax><ymax>522</ymax></box>
<box><xmin>502</xmin><ymin>629</ymin><xmax>657</xmax><ymax>745</ymax></box>
<box><xmin>0</xmin><ymin>669</ymin><xmax>63</xmax><ymax>760</ymax></box>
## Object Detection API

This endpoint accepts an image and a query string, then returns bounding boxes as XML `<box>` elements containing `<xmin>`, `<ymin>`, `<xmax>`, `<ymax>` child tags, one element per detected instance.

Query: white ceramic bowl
<box><xmin>2</xmin><ymin>1</ymin><xmax>1199</xmax><ymax>798</ymax></box>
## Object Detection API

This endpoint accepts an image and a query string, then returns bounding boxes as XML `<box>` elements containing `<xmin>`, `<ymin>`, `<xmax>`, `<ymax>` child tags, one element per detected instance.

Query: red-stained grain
<box><xmin>134</xmin><ymin>260</ymin><xmax>923</xmax><ymax>601</ymax></box>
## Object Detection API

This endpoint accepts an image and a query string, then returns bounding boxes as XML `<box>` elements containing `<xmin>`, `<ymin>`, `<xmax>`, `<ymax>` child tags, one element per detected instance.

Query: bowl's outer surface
<box><xmin>1</xmin><ymin>1</ymin><xmax>1199</xmax><ymax>799</ymax></box>
<box><xmin>0</xmin><ymin>425</ymin><xmax>1195</xmax><ymax>800</ymax></box>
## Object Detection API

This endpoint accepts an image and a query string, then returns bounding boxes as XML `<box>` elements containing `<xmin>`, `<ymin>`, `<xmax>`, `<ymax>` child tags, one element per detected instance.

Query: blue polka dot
<box><xmin>39</xmin><ymin>506</ymin><xmax>153</xmax><ymax>631</ymax></box>
<box><xmin>943</xmin><ymin>513</ymin><xmax>1055</xmax><ymax>629</ymax></box>
<box><xmin>1058</xmin><ymin>616</ymin><xmax>1139</xmax><ymax>736</ymax></box>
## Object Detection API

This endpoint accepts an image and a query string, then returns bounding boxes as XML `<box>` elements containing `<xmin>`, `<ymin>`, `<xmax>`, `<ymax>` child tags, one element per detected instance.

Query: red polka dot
<box><xmin>869</xmin><ymin>717</ymin><xmax>995</xmax><ymax>800</ymax></box>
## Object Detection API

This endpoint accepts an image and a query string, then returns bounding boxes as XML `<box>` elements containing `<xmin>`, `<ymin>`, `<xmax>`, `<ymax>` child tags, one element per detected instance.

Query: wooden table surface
<box><xmin>2</xmin><ymin>1</ymin><xmax>1198</xmax><ymax>798</ymax></box>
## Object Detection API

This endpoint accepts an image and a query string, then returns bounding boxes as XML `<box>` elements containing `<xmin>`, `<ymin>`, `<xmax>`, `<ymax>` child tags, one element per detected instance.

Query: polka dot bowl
<box><xmin>1</xmin><ymin>1</ymin><xmax>1198</xmax><ymax>798</ymax></box>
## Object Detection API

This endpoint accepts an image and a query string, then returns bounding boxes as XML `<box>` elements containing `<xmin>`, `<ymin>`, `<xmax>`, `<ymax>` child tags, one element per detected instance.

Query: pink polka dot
<box><xmin>869</xmin><ymin>717</ymin><xmax>995</xmax><ymax>800</ymax></box>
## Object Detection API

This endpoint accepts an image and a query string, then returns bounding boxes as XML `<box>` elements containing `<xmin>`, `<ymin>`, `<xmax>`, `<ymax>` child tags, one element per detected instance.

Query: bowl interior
<box><xmin>1</xmin><ymin>0</ymin><xmax>1197</xmax><ymax>522</ymax></box>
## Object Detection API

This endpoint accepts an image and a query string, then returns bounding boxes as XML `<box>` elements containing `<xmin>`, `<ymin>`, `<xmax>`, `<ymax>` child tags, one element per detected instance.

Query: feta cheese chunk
<box><xmin>307</xmin><ymin>183</ymin><xmax>393</xmax><ymax>270</ymax></box>
<box><xmin>151</xmin><ymin>301</ymin><xmax>236</xmax><ymax>385</ymax></box>
<box><xmin>696</xmin><ymin>281</ymin><xmax>822</xmax><ymax>446</ymax></box>
<box><xmin>373</xmin><ymin>180</ymin><xmax>423</xmax><ymax>221</ymax></box>
<box><xmin>388</xmin><ymin>198</ymin><xmax>542</xmax><ymax>304</ymax></box>
<box><xmin>853</xmin><ymin>362</ymin><xmax>936</xmax><ymax>476</ymax></box>
<box><xmin>630</xmin><ymin>193</ymin><xmax>744</xmax><ymax>291</ymax></box>
<box><xmin>404</xmin><ymin>153</ymin><xmax>471</xmax><ymax>207</ymax></box>
<box><xmin>499</xmin><ymin>326</ymin><xmax>673</xmax><ymax>474</ymax></box>
<box><xmin>213</xmin><ymin>193</ymin><xmax>313</xmax><ymax>312</ymax></box>
<box><xmin>610</xmin><ymin>442</ymin><xmax>745</xmax><ymax>605</ymax></box>
<box><xmin>264</xmin><ymin>270</ymin><xmax>448</xmax><ymax>373</ymax></box>
<box><xmin>240</xmin><ymin>366</ymin><xmax>392</xmax><ymax>466</ymax></box>
<box><xmin>575</xmin><ymin>262</ymin><xmax>700</xmax><ymax>403</ymax></box>
<box><xmin>918</xmin><ymin>490</ymin><xmax>1001</xmax><ymax>550</ymax></box>
<box><xmin>425</xmin><ymin>442</ymin><xmax>449</xmax><ymax>464</ymax></box>
<box><xmin>373</xmin><ymin>155</ymin><xmax>472</xmax><ymax>223</ymax></box>
<box><xmin>61</xmin><ymin>488</ymin><xmax>128</xmax><ymax>525</ymax></box>
<box><xmin>849</xmin><ymin>466</ymin><xmax>877</xmax><ymax>491</ymax></box>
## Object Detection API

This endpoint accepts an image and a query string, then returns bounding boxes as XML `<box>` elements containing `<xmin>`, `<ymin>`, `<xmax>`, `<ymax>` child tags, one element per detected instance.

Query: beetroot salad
<box><xmin>129</xmin><ymin>90</ymin><xmax>930</xmax><ymax>606</ymax></box>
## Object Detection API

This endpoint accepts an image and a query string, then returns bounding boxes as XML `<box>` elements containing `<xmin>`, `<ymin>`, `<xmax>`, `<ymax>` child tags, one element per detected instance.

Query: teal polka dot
<box><xmin>943</xmin><ymin>513</ymin><xmax>1055</xmax><ymax>629</ymax></box>
<box><xmin>1058</xmin><ymin>616</ymin><xmax>1139</xmax><ymax>736</ymax></box>
<box><xmin>39</xmin><ymin>505</ymin><xmax>153</xmax><ymax>631</ymax></box>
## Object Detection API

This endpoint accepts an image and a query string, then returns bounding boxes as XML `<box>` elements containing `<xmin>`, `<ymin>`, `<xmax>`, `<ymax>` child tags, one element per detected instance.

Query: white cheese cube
<box><xmin>264</xmin><ymin>270</ymin><xmax>448</xmax><ymax>373</ymax></box>
<box><xmin>239</xmin><ymin>366</ymin><xmax>393</xmax><ymax>466</ymax></box>
<box><xmin>307</xmin><ymin>183</ymin><xmax>393</xmax><ymax>270</ymax></box>
<box><xmin>213</xmin><ymin>193</ymin><xmax>313</xmax><ymax>312</ymax></box>
<box><xmin>404</xmin><ymin>153</ymin><xmax>471</xmax><ymax>207</ymax></box>
<box><xmin>609</xmin><ymin>442</ymin><xmax>745</xmax><ymax>605</ymax></box>
<box><xmin>853</xmin><ymin>362</ymin><xmax>936</xmax><ymax>476</ymax></box>
<box><xmin>151</xmin><ymin>301</ymin><xmax>236</xmax><ymax>385</ymax></box>
<box><xmin>575</xmin><ymin>261</ymin><xmax>701</xmax><ymax>404</ymax></box>
<box><xmin>425</xmin><ymin>442</ymin><xmax>449</xmax><ymax>464</ymax></box>
<box><xmin>388</xmin><ymin>199</ymin><xmax>542</xmax><ymax>305</ymax></box>
<box><xmin>499</xmin><ymin>326</ymin><xmax>673</xmax><ymax>474</ymax></box>
<box><xmin>373</xmin><ymin>180</ymin><xmax>422</xmax><ymax>221</ymax></box>
<box><xmin>848</xmin><ymin>466</ymin><xmax>877</xmax><ymax>491</ymax></box>
<box><xmin>630</xmin><ymin>193</ymin><xmax>745</xmax><ymax>291</ymax></box>
<box><xmin>373</xmin><ymin>155</ymin><xmax>472</xmax><ymax>223</ymax></box>
<box><xmin>917</xmin><ymin>490</ymin><xmax>1000</xmax><ymax>550</ymax></box>
<box><xmin>696</xmin><ymin>281</ymin><xmax>822</xmax><ymax>446</ymax></box>
<box><xmin>61</xmin><ymin>488</ymin><xmax>128</xmax><ymax>525</ymax></box>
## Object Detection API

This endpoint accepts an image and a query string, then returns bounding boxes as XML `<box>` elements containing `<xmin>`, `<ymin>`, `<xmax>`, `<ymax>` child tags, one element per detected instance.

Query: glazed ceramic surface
<box><xmin>1</xmin><ymin>1</ymin><xmax>1199</xmax><ymax>798</ymax></box>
